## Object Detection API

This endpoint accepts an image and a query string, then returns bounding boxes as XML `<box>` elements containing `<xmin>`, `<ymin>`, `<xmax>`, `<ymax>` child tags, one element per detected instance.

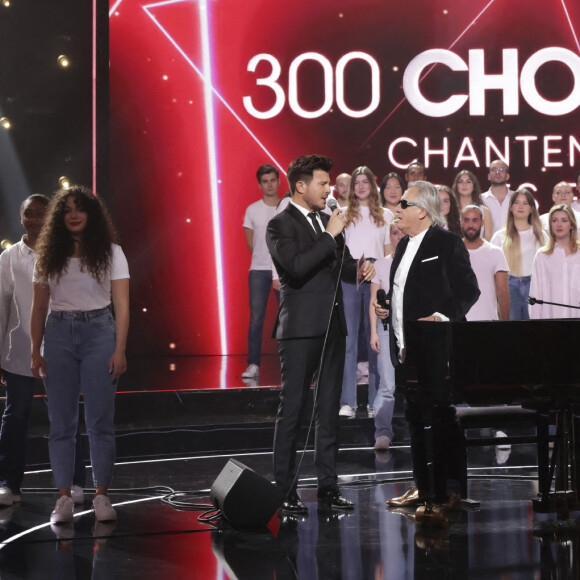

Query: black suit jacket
<box><xmin>387</xmin><ymin>225</ymin><xmax>480</xmax><ymax>365</ymax></box>
<box><xmin>266</xmin><ymin>204</ymin><xmax>358</xmax><ymax>340</ymax></box>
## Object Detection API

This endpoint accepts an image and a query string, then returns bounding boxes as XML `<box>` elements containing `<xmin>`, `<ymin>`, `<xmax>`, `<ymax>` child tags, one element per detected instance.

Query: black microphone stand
<box><xmin>528</xmin><ymin>296</ymin><xmax>580</xmax><ymax>310</ymax></box>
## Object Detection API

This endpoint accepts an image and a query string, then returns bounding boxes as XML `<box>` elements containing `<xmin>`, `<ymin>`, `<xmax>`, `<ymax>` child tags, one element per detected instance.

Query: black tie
<box><xmin>308</xmin><ymin>212</ymin><xmax>323</xmax><ymax>235</ymax></box>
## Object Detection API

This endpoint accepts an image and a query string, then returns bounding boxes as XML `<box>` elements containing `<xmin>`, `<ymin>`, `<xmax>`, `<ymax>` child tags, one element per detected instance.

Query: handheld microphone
<box><xmin>528</xmin><ymin>296</ymin><xmax>541</xmax><ymax>305</ymax></box>
<box><xmin>376</xmin><ymin>289</ymin><xmax>389</xmax><ymax>331</ymax></box>
<box><xmin>327</xmin><ymin>198</ymin><xmax>338</xmax><ymax>212</ymax></box>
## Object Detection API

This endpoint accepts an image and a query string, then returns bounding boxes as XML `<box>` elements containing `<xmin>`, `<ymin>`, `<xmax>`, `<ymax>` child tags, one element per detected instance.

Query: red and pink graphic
<box><xmin>108</xmin><ymin>0</ymin><xmax>580</xmax><ymax>355</ymax></box>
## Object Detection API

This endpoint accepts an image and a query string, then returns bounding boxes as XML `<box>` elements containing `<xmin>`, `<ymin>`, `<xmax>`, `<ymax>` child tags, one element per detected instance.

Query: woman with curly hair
<box><xmin>491</xmin><ymin>188</ymin><xmax>546</xmax><ymax>319</ymax></box>
<box><xmin>30</xmin><ymin>186</ymin><xmax>130</xmax><ymax>525</ymax></box>
<box><xmin>339</xmin><ymin>167</ymin><xmax>392</xmax><ymax>418</ymax></box>
<box><xmin>452</xmin><ymin>170</ymin><xmax>493</xmax><ymax>240</ymax></box>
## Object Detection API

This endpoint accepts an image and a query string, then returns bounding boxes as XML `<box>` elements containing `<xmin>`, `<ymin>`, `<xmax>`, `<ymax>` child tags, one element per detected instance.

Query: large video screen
<box><xmin>108</xmin><ymin>0</ymin><xmax>580</xmax><ymax>356</ymax></box>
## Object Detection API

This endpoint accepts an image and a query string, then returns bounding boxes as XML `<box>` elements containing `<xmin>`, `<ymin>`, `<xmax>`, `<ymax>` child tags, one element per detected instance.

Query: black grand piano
<box><xmin>404</xmin><ymin>319</ymin><xmax>580</xmax><ymax>515</ymax></box>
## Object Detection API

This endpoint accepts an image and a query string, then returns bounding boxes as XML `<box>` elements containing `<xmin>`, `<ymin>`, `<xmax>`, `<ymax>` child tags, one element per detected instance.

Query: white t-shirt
<box><xmin>481</xmin><ymin>188</ymin><xmax>514</xmax><ymax>235</ymax></box>
<box><xmin>0</xmin><ymin>239</ymin><xmax>37</xmax><ymax>376</ymax></box>
<box><xmin>243</xmin><ymin>199</ymin><xmax>278</xmax><ymax>271</ymax></box>
<box><xmin>529</xmin><ymin>245</ymin><xmax>580</xmax><ymax>319</ymax></box>
<box><xmin>490</xmin><ymin>228</ymin><xmax>547</xmax><ymax>277</ymax></box>
<box><xmin>344</xmin><ymin>206</ymin><xmax>392</xmax><ymax>260</ymax></box>
<box><xmin>34</xmin><ymin>244</ymin><xmax>130</xmax><ymax>311</ymax></box>
<box><xmin>466</xmin><ymin>240</ymin><xmax>509</xmax><ymax>321</ymax></box>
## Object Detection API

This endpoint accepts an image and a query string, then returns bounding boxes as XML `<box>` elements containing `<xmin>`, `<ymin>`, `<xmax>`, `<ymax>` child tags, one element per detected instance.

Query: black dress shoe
<box><xmin>280</xmin><ymin>492</ymin><xmax>308</xmax><ymax>514</ymax></box>
<box><xmin>317</xmin><ymin>488</ymin><xmax>354</xmax><ymax>511</ymax></box>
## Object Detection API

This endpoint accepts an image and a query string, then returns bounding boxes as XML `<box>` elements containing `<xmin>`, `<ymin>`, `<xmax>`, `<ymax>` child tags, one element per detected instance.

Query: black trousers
<box><xmin>405</xmin><ymin>399</ymin><xmax>465</xmax><ymax>501</ymax></box>
<box><xmin>402</xmin><ymin>321</ymin><xmax>466</xmax><ymax>501</ymax></box>
<box><xmin>273</xmin><ymin>313</ymin><xmax>345</xmax><ymax>496</ymax></box>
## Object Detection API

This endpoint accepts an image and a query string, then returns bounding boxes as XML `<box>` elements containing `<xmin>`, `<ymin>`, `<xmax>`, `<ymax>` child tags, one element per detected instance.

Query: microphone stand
<box><xmin>528</xmin><ymin>296</ymin><xmax>580</xmax><ymax>310</ymax></box>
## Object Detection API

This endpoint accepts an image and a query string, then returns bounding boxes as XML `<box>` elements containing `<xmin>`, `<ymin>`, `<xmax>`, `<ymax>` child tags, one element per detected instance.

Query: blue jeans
<box><xmin>372</xmin><ymin>322</ymin><xmax>396</xmax><ymax>440</ymax></box>
<box><xmin>44</xmin><ymin>307</ymin><xmax>117</xmax><ymax>489</ymax></box>
<box><xmin>340</xmin><ymin>281</ymin><xmax>377</xmax><ymax>409</ymax></box>
<box><xmin>248</xmin><ymin>270</ymin><xmax>278</xmax><ymax>366</ymax></box>
<box><xmin>0</xmin><ymin>372</ymin><xmax>86</xmax><ymax>494</ymax></box>
<box><xmin>508</xmin><ymin>275</ymin><xmax>531</xmax><ymax>320</ymax></box>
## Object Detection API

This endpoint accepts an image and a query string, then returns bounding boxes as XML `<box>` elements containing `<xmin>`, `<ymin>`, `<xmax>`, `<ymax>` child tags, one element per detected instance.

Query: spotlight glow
<box><xmin>0</xmin><ymin>117</ymin><xmax>11</xmax><ymax>129</ymax></box>
<box><xmin>59</xmin><ymin>176</ymin><xmax>71</xmax><ymax>189</ymax></box>
<box><xmin>58</xmin><ymin>54</ymin><xmax>70</xmax><ymax>68</ymax></box>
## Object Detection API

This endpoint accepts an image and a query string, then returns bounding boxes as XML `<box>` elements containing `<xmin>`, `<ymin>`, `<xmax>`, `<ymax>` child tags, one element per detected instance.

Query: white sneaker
<box><xmin>339</xmin><ymin>405</ymin><xmax>356</xmax><ymax>418</ymax></box>
<box><xmin>93</xmin><ymin>494</ymin><xmax>117</xmax><ymax>522</ymax></box>
<box><xmin>0</xmin><ymin>486</ymin><xmax>20</xmax><ymax>506</ymax></box>
<box><xmin>242</xmin><ymin>364</ymin><xmax>259</xmax><ymax>378</ymax></box>
<box><xmin>494</xmin><ymin>430</ymin><xmax>511</xmax><ymax>451</ymax></box>
<box><xmin>71</xmin><ymin>485</ymin><xmax>85</xmax><ymax>505</ymax></box>
<box><xmin>367</xmin><ymin>406</ymin><xmax>375</xmax><ymax>418</ymax></box>
<box><xmin>51</xmin><ymin>495</ymin><xmax>74</xmax><ymax>524</ymax></box>
<box><xmin>374</xmin><ymin>436</ymin><xmax>391</xmax><ymax>451</ymax></box>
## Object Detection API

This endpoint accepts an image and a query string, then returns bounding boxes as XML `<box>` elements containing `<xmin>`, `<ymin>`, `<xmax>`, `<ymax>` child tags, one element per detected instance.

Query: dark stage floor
<box><xmin>1</xmin><ymin>444</ymin><xmax>579</xmax><ymax>579</ymax></box>
<box><xmin>1</xmin><ymin>355</ymin><xmax>579</xmax><ymax>578</ymax></box>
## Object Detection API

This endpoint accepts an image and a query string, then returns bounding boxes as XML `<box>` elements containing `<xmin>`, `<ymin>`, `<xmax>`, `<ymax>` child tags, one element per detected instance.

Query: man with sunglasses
<box><xmin>482</xmin><ymin>160</ymin><xmax>514</xmax><ymax>235</ymax></box>
<box><xmin>374</xmin><ymin>181</ymin><xmax>479</xmax><ymax>526</ymax></box>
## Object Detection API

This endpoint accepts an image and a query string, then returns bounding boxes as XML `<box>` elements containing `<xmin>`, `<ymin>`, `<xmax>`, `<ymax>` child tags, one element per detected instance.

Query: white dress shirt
<box><xmin>481</xmin><ymin>188</ymin><xmax>514</xmax><ymax>234</ymax></box>
<box><xmin>0</xmin><ymin>238</ymin><xmax>37</xmax><ymax>377</ymax></box>
<box><xmin>391</xmin><ymin>228</ymin><xmax>429</xmax><ymax>362</ymax></box>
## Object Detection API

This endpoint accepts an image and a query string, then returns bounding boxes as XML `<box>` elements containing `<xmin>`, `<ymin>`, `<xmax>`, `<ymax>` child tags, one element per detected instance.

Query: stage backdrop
<box><xmin>108</xmin><ymin>0</ymin><xmax>580</xmax><ymax>356</ymax></box>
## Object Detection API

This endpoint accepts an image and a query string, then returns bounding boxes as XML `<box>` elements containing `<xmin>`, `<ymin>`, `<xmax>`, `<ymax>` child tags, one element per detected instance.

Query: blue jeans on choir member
<box><xmin>44</xmin><ymin>308</ymin><xmax>118</xmax><ymax>490</ymax></box>
<box><xmin>248</xmin><ymin>269</ymin><xmax>279</xmax><ymax>366</ymax></box>
<box><xmin>371</xmin><ymin>323</ymin><xmax>396</xmax><ymax>441</ymax></box>
<box><xmin>340</xmin><ymin>281</ymin><xmax>377</xmax><ymax>409</ymax></box>
<box><xmin>508</xmin><ymin>275</ymin><xmax>531</xmax><ymax>320</ymax></box>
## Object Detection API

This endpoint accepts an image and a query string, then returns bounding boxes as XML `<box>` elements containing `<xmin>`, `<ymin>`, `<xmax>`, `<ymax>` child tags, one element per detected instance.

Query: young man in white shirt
<box><xmin>405</xmin><ymin>161</ymin><xmax>426</xmax><ymax>184</ymax></box>
<box><xmin>242</xmin><ymin>164</ymin><xmax>281</xmax><ymax>379</ymax></box>
<box><xmin>461</xmin><ymin>205</ymin><xmax>510</xmax><ymax>321</ymax></box>
<box><xmin>481</xmin><ymin>160</ymin><xmax>514</xmax><ymax>235</ymax></box>
<box><xmin>0</xmin><ymin>195</ymin><xmax>87</xmax><ymax>507</ymax></box>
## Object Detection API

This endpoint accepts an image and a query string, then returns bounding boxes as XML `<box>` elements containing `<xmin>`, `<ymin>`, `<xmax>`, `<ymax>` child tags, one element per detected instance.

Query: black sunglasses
<box><xmin>399</xmin><ymin>200</ymin><xmax>422</xmax><ymax>209</ymax></box>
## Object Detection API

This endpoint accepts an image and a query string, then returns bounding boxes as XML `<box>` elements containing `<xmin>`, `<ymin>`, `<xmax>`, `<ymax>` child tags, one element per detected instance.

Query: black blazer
<box><xmin>266</xmin><ymin>204</ymin><xmax>358</xmax><ymax>340</ymax></box>
<box><xmin>387</xmin><ymin>225</ymin><xmax>480</xmax><ymax>363</ymax></box>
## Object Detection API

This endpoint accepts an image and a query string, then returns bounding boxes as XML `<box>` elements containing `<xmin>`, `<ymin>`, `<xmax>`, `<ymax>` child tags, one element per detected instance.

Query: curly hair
<box><xmin>35</xmin><ymin>186</ymin><xmax>118</xmax><ymax>283</ymax></box>
<box><xmin>345</xmin><ymin>166</ymin><xmax>385</xmax><ymax>228</ymax></box>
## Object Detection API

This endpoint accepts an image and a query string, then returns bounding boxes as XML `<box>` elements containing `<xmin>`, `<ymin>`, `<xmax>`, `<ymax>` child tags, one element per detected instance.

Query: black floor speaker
<box><xmin>210</xmin><ymin>459</ymin><xmax>282</xmax><ymax>527</ymax></box>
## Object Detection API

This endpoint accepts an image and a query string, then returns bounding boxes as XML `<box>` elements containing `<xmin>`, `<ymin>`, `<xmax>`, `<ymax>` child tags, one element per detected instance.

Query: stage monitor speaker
<box><xmin>210</xmin><ymin>459</ymin><xmax>282</xmax><ymax>528</ymax></box>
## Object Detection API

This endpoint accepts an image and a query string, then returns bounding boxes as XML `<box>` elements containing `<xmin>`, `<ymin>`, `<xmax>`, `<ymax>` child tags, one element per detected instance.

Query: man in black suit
<box><xmin>266</xmin><ymin>154</ymin><xmax>375</xmax><ymax>514</ymax></box>
<box><xmin>375</xmin><ymin>180</ymin><xmax>479</xmax><ymax>525</ymax></box>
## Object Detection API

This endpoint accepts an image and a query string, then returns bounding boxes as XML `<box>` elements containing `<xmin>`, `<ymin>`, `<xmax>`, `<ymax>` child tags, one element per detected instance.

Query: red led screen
<box><xmin>108</xmin><ymin>0</ymin><xmax>580</xmax><ymax>356</ymax></box>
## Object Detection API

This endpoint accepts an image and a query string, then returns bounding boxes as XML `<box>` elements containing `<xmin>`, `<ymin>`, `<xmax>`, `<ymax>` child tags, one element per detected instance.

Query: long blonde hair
<box><xmin>345</xmin><ymin>166</ymin><xmax>385</xmax><ymax>228</ymax></box>
<box><xmin>502</xmin><ymin>188</ymin><xmax>544</xmax><ymax>276</ymax></box>
<box><xmin>542</xmin><ymin>204</ymin><xmax>579</xmax><ymax>255</ymax></box>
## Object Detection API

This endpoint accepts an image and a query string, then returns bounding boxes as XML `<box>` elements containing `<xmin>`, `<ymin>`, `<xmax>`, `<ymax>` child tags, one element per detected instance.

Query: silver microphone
<box><xmin>327</xmin><ymin>198</ymin><xmax>338</xmax><ymax>212</ymax></box>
